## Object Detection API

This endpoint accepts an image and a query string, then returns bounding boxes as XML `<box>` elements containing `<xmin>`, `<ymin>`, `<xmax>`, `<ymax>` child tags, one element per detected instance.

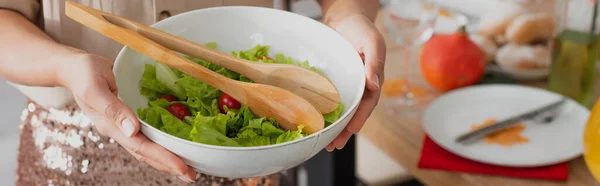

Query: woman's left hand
<box><xmin>325</xmin><ymin>14</ymin><xmax>386</xmax><ymax>151</ymax></box>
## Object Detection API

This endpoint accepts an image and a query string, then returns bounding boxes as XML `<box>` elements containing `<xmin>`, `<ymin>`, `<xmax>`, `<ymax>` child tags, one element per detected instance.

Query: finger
<box><xmin>328</xmin><ymin>70</ymin><xmax>382</xmax><ymax>150</ymax></box>
<box><xmin>125</xmin><ymin>148</ymin><xmax>196</xmax><ymax>183</ymax></box>
<box><xmin>125</xmin><ymin>148</ymin><xmax>171</xmax><ymax>173</ymax></box>
<box><xmin>110</xmin><ymin>130</ymin><xmax>194</xmax><ymax>179</ymax></box>
<box><xmin>346</xmin><ymin>88</ymin><xmax>380</xmax><ymax>134</ymax></box>
<box><xmin>363</xmin><ymin>33</ymin><xmax>386</xmax><ymax>92</ymax></box>
<box><xmin>83</xmin><ymin>80</ymin><xmax>140</xmax><ymax>137</ymax></box>
<box><xmin>332</xmin><ymin>129</ymin><xmax>353</xmax><ymax>150</ymax></box>
<box><xmin>326</xmin><ymin>143</ymin><xmax>335</xmax><ymax>152</ymax></box>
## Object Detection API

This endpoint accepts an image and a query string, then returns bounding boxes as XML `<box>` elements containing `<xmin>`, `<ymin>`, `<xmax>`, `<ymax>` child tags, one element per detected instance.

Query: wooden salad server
<box><xmin>69</xmin><ymin>2</ymin><xmax>340</xmax><ymax>114</ymax></box>
<box><xmin>65</xmin><ymin>1</ymin><xmax>325</xmax><ymax>134</ymax></box>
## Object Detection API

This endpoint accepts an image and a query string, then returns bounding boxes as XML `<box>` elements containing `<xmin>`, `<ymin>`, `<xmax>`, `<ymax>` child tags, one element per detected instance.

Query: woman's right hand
<box><xmin>57</xmin><ymin>53</ymin><xmax>197</xmax><ymax>183</ymax></box>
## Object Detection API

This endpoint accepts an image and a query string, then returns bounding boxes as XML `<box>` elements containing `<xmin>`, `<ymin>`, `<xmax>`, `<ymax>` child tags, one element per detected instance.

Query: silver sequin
<box><xmin>39</xmin><ymin>111</ymin><xmax>48</xmax><ymax>120</ymax></box>
<box><xmin>20</xmin><ymin>108</ymin><xmax>28</xmax><ymax>121</ymax></box>
<box><xmin>28</xmin><ymin>103</ymin><xmax>36</xmax><ymax>112</ymax></box>
<box><xmin>87</xmin><ymin>131</ymin><xmax>100</xmax><ymax>142</ymax></box>
<box><xmin>28</xmin><ymin>105</ymin><xmax>108</xmax><ymax>178</ymax></box>
<box><xmin>42</xmin><ymin>145</ymin><xmax>70</xmax><ymax>172</ymax></box>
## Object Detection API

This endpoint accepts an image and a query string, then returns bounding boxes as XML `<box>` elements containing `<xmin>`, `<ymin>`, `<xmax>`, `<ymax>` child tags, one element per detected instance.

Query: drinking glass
<box><xmin>381</xmin><ymin>0</ymin><xmax>439</xmax><ymax>117</ymax></box>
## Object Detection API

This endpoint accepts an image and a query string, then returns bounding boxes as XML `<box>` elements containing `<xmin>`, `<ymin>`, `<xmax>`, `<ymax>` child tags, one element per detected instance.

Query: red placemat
<box><xmin>418</xmin><ymin>135</ymin><xmax>569</xmax><ymax>181</ymax></box>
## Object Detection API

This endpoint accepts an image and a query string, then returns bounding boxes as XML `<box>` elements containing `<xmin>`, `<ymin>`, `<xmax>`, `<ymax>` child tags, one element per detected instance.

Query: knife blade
<box><xmin>455</xmin><ymin>97</ymin><xmax>567</xmax><ymax>144</ymax></box>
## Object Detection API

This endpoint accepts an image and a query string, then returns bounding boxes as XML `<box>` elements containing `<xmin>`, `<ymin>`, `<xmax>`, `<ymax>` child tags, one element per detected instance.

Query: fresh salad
<box><xmin>136</xmin><ymin>43</ymin><xmax>344</xmax><ymax>147</ymax></box>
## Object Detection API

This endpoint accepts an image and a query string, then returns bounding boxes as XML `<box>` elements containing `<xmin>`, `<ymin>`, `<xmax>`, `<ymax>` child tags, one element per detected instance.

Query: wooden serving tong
<box><xmin>65</xmin><ymin>1</ymin><xmax>332</xmax><ymax>134</ymax></box>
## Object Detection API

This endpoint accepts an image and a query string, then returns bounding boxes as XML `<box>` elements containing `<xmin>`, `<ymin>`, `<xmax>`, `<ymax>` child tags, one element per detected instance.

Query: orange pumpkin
<box><xmin>420</xmin><ymin>26</ymin><xmax>486</xmax><ymax>92</ymax></box>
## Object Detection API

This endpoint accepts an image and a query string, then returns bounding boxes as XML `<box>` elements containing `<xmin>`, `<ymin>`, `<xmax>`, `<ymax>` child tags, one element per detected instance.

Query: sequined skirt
<box><xmin>15</xmin><ymin>101</ymin><xmax>279</xmax><ymax>186</ymax></box>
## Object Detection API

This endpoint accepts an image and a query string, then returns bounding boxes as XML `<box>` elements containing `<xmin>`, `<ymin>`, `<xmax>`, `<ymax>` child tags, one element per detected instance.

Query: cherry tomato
<box><xmin>159</xmin><ymin>95</ymin><xmax>178</xmax><ymax>102</ymax></box>
<box><xmin>166</xmin><ymin>103</ymin><xmax>190</xmax><ymax>120</ymax></box>
<box><xmin>218</xmin><ymin>93</ymin><xmax>241</xmax><ymax>113</ymax></box>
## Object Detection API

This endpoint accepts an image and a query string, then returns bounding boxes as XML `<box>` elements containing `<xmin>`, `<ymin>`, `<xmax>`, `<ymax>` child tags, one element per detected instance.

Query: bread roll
<box><xmin>495</xmin><ymin>43</ymin><xmax>551</xmax><ymax>70</ymax></box>
<box><xmin>478</xmin><ymin>2</ymin><xmax>529</xmax><ymax>37</ymax></box>
<box><xmin>493</xmin><ymin>35</ymin><xmax>509</xmax><ymax>47</ymax></box>
<box><xmin>509</xmin><ymin>0</ymin><xmax>556</xmax><ymax>15</ymax></box>
<box><xmin>470</xmin><ymin>34</ymin><xmax>498</xmax><ymax>63</ymax></box>
<box><xmin>478</xmin><ymin>0</ymin><xmax>555</xmax><ymax>37</ymax></box>
<box><xmin>506</xmin><ymin>13</ymin><xmax>555</xmax><ymax>44</ymax></box>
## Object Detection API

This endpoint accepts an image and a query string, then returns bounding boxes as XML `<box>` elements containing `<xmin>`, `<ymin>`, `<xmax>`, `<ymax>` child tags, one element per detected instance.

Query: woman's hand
<box><xmin>325</xmin><ymin>14</ymin><xmax>386</xmax><ymax>151</ymax></box>
<box><xmin>57</xmin><ymin>53</ymin><xmax>197</xmax><ymax>183</ymax></box>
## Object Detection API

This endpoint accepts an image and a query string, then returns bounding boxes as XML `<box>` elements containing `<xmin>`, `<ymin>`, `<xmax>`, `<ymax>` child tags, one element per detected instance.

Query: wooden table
<box><xmin>359</xmin><ymin>11</ymin><xmax>600</xmax><ymax>186</ymax></box>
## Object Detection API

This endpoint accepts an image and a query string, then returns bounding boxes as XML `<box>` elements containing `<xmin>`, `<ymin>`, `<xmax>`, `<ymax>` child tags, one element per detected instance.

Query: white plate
<box><xmin>423</xmin><ymin>84</ymin><xmax>590</xmax><ymax>167</ymax></box>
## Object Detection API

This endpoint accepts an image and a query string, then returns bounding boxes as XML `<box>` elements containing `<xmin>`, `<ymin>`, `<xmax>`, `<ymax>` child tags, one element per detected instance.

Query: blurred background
<box><xmin>0</xmin><ymin>81</ymin><xmax>25</xmax><ymax>184</ymax></box>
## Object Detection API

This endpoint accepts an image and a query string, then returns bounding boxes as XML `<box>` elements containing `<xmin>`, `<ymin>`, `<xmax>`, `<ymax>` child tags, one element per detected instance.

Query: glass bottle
<box><xmin>548</xmin><ymin>0</ymin><xmax>599</xmax><ymax>108</ymax></box>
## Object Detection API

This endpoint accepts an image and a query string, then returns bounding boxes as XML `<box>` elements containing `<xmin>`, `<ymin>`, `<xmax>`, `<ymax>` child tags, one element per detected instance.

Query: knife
<box><xmin>455</xmin><ymin>97</ymin><xmax>567</xmax><ymax>144</ymax></box>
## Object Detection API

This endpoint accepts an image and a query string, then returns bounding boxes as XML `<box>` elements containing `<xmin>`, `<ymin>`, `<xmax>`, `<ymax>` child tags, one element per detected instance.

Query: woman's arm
<box><xmin>0</xmin><ymin>10</ymin><xmax>83</xmax><ymax>87</ymax></box>
<box><xmin>318</xmin><ymin>0</ymin><xmax>380</xmax><ymax>29</ymax></box>
<box><xmin>316</xmin><ymin>0</ymin><xmax>386</xmax><ymax>151</ymax></box>
<box><xmin>0</xmin><ymin>10</ymin><xmax>196</xmax><ymax>182</ymax></box>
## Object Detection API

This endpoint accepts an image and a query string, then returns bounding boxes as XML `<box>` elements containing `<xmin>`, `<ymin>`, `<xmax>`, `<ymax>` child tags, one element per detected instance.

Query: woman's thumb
<box><xmin>104</xmin><ymin>100</ymin><xmax>140</xmax><ymax>137</ymax></box>
<box><xmin>84</xmin><ymin>81</ymin><xmax>141</xmax><ymax>137</ymax></box>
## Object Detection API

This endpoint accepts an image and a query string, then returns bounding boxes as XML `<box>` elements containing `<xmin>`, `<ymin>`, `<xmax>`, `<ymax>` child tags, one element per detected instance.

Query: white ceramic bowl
<box><xmin>113</xmin><ymin>6</ymin><xmax>365</xmax><ymax>178</ymax></box>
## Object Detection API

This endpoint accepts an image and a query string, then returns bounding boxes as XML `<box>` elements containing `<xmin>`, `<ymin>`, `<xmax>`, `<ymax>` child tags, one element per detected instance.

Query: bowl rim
<box><xmin>113</xmin><ymin>6</ymin><xmax>366</xmax><ymax>151</ymax></box>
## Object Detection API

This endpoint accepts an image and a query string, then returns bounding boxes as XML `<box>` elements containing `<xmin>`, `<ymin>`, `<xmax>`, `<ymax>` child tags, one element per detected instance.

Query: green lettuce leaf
<box><xmin>138</xmin><ymin>106</ymin><xmax>193</xmax><ymax>140</ymax></box>
<box><xmin>189</xmin><ymin>111</ymin><xmax>241</xmax><ymax>147</ymax></box>
<box><xmin>261</xmin><ymin>121</ymin><xmax>284</xmax><ymax>137</ymax></box>
<box><xmin>276</xmin><ymin>125</ymin><xmax>305</xmax><ymax>144</ymax></box>
<box><xmin>232</xmin><ymin>45</ymin><xmax>270</xmax><ymax>62</ymax></box>
<box><xmin>139</xmin><ymin>64</ymin><xmax>173</xmax><ymax>100</ymax></box>
<box><xmin>181</xmin><ymin>98</ymin><xmax>219</xmax><ymax>117</ymax></box>
<box><xmin>247</xmin><ymin>118</ymin><xmax>264</xmax><ymax>129</ymax></box>
<box><xmin>157</xmin><ymin>106</ymin><xmax>193</xmax><ymax>140</ymax></box>
<box><xmin>193</xmin><ymin>113</ymin><xmax>230</xmax><ymax>135</ymax></box>
<box><xmin>274</xmin><ymin>53</ymin><xmax>324</xmax><ymax>75</ymax></box>
<box><xmin>137</xmin><ymin>107</ymin><xmax>162</xmax><ymax>128</ymax></box>
<box><xmin>175</xmin><ymin>75</ymin><xmax>221</xmax><ymax>101</ymax></box>
<box><xmin>205</xmin><ymin>42</ymin><xmax>218</xmax><ymax>49</ymax></box>
<box><xmin>236</xmin><ymin>136</ymin><xmax>271</xmax><ymax>147</ymax></box>
<box><xmin>190</xmin><ymin>124</ymin><xmax>241</xmax><ymax>147</ymax></box>
<box><xmin>149</xmin><ymin>98</ymin><xmax>173</xmax><ymax>108</ymax></box>
<box><xmin>233</xmin><ymin>128</ymin><xmax>271</xmax><ymax>147</ymax></box>
<box><xmin>184</xmin><ymin>56</ymin><xmax>223</xmax><ymax>72</ymax></box>
<box><xmin>323</xmin><ymin>103</ymin><xmax>345</xmax><ymax>127</ymax></box>
<box><xmin>140</xmin><ymin>88</ymin><xmax>162</xmax><ymax>101</ymax></box>
<box><xmin>138</xmin><ymin>43</ymin><xmax>342</xmax><ymax>147</ymax></box>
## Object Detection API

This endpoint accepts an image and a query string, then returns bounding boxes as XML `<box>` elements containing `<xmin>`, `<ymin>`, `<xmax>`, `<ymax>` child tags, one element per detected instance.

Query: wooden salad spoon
<box><xmin>65</xmin><ymin>1</ymin><xmax>325</xmax><ymax>134</ymax></box>
<box><xmin>68</xmin><ymin>2</ymin><xmax>340</xmax><ymax>114</ymax></box>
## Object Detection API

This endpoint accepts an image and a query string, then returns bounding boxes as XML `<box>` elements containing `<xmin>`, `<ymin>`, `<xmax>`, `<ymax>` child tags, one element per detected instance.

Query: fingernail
<box><xmin>178</xmin><ymin>175</ymin><xmax>194</xmax><ymax>183</ymax></box>
<box><xmin>372</xmin><ymin>74</ymin><xmax>380</xmax><ymax>90</ymax></box>
<box><xmin>121</xmin><ymin>118</ymin><xmax>135</xmax><ymax>137</ymax></box>
<box><xmin>326</xmin><ymin>148</ymin><xmax>333</xmax><ymax>152</ymax></box>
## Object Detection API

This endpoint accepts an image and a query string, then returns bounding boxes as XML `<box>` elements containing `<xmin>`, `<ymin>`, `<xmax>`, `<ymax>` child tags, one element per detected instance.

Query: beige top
<box><xmin>1</xmin><ymin>0</ymin><xmax>289</xmax><ymax>108</ymax></box>
<box><xmin>2</xmin><ymin>0</ymin><xmax>284</xmax><ymax>61</ymax></box>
